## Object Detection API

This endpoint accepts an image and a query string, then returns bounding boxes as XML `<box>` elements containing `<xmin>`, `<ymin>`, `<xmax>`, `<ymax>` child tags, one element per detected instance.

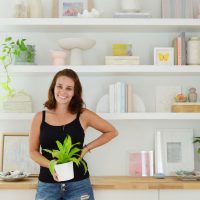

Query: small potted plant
<box><xmin>43</xmin><ymin>134</ymin><xmax>87</xmax><ymax>182</ymax></box>
<box><xmin>0</xmin><ymin>36</ymin><xmax>31</xmax><ymax>100</ymax></box>
<box><xmin>193</xmin><ymin>137</ymin><xmax>200</xmax><ymax>154</ymax></box>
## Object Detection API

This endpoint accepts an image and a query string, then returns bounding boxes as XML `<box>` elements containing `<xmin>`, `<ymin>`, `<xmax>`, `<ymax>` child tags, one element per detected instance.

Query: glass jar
<box><xmin>188</xmin><ymin>87</ymin><xmax>197</xmax><ymax>102</ymax></box>
<box><xmin>187</xmin><ymin>37</ymin><xmax>200</xmax><ymax>65</ymax></box>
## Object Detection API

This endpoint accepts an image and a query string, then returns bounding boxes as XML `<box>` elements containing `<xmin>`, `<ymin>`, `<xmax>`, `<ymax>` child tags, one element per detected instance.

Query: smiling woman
<box><xmin>29</xmin><ymin>68</ymin><xmax>118</xmax><ymax>200</ymax></box>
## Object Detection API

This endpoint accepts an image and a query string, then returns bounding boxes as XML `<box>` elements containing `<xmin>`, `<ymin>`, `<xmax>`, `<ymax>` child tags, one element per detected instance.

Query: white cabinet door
<box><xmin>160</xmin><ymin>190</ymin><xmax>200</xmax><ymax>200</ymax></box>
<box><xmin>95</xmin><ymin>190</ymin><xmax>158</xmax><ymax>200</ymax></box>
<box><xmin>0</xmin><ymin>190</ymin><xmax>36</xmax><ymax>200</ymax></box>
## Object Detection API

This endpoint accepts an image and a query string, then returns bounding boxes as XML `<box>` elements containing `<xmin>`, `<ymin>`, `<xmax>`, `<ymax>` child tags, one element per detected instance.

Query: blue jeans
<box><xmin>35</xmin><ymin>178</ymin><xmax>95</xmax><ymax>200</ymax></box>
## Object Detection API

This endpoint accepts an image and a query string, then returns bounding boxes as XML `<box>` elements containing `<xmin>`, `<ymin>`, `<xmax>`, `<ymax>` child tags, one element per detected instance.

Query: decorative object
<box><xmin>155</xmin><ymin>129</ymin><xmax>194</xmax><ymax>176</ymax></box>
<box><xmin>77</xmin><ymin>8</ymin><xmax>101</xmax><ymax>18</ymax></box>
<box><xmin>171</xmin><ymin>102</ymin><xmax>200</xmax><ymax>112</ymax></box>
<box><xmin>121</xmin><ymin>0</ymin><xmax>141</xmax><ymax>12</ymax></box>
<box><xmin>155</xmin><ymin>86</ymin><xmax>181</xmax><ymax>112</ymax></box>
<box><xmin>187</xmin><ymin>37</ymin><xmax>200</xmax><ymax>65</ymax></box>
<box><xmin>188</xmin><ymin>87</ymin><xmax>198</xmax><ymax>102</ymax></box>
<box><xmin>14</xmin><ymin>45</ymin><xmax>35</xmax><ymax>65</ymax></box>
<box><xmin>28</xmin><ymin>0</ymin><xmax>43</xmax><ymax>18</ymax></box>
<box><xmin>14</xmin><ymin>0</ymin><xmax>29</xmax><ymax>18</ymax></box>
<box><xmin>112</xmin><ymin>44</ymin><xmax>132</xmax><ymax>56</ymax></box>
<box><xmin>58</xmin><ymin>38</ymin><xmax>96</xmax><ymax>65</ymax></box>
<box><xmin>43</xmin><ymin>135</ymin><xmax>87</xmax><ymax>182</ymax></box>
<box><xmin>0</xmin><ymin>171</ymin><xmax>30</xmax><ymax>182</ymax></box>
<box><xmin>128</xmin><ymin>151</ymin><xmax>154</xmax><ymax>176</ymax></box>
<box><xmin>59</xmin><ymin>0</ymin><xmax>88</xmax><ymax>17</ymax></box>
<box><xmin>105</xmin><ymin>56</ymin><xmax>139</xmax><ymax>65</ymax></box>
<box><xmin>0</xmin><ymin>133</ymin><xmax>39</xmax><ymax>175</ymax></box>
<box><xmin>161</xmin><ymin>0</ymin><xmax>193</xmax><ymax>18</ymax></box>
<box><xmin>154</xmin><ymin>47</ymin><xmax>174</xmax><ymax>65</ymax></box>
<box><xmin>50</xmin><ymin>50</ymin><xmax>66</xmax><ymax>65</ymax></box>
<box><xmin>175</xmin><ymin>93</ymin><xmax>187</xmax><ymax>102</ymax></box>
<box><xmin>176</xmin><ymin>170</ymin><xmax>200</xmax><ymax>181</ymax></box>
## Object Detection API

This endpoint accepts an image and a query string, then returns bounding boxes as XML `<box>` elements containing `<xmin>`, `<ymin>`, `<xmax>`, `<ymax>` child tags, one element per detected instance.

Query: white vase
<box><xmin>28</xmin><ymin>0</ymin><xmax>43</xmax><ymax>18</ymax></box>
<box><xmin>121</xmin><ymin>0</ymin><xmax>141</xmax><ymax>12</ymax></box>
<box><xmin>54</xmin><ymin>161</ymin><xmax>74</xmax><ymax>182</ymax></box>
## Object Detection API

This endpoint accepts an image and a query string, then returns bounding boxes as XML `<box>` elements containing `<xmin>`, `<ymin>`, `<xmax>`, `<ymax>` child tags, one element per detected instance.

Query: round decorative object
<box><xmin>121</xmin><ymin>0</ymin><xmax>141</xmax><ymax>12</ymax></box>
<box><xmin>58</xmin><ymin>38</ymin><xmax>96</xmax><ymax>65</ymax></box>
<box><xmin>187</xmin><ymin>37</ymin><xmax>200</xmax><ymax>65</ymax></box>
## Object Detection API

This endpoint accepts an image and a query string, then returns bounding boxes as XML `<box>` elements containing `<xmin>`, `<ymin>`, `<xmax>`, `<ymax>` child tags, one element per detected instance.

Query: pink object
<box><xmin>51</xmin><ymin>50</ymin><xmax>66</xmax><ymax>65</ymax></box>
<box><xmin>129</xmin><ymin>151</ymin><xmax>153</xmax><ymax>176</ymax></box>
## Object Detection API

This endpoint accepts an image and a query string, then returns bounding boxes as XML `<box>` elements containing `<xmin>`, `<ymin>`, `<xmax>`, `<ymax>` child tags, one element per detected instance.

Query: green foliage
<box><xmin>43</xmin><ymin>135</ymin><xmax>88</xmax><ymax>175</ymax></box>
<box><xmin>0</xmin><ymin>37</ymin><xmax>30</xmax><ymax>100</ymax></box>
<box><xmin>193</xmin><ymin>137</ymin><xmax>200</xmax><ymax>154</ymax></box>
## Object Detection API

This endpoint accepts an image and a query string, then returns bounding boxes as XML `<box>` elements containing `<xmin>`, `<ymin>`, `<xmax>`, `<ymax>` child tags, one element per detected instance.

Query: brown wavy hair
<box><xmin>44</xmin><ymin>68</ymin><xmax>85</xmax><ymax>114</ymax></box>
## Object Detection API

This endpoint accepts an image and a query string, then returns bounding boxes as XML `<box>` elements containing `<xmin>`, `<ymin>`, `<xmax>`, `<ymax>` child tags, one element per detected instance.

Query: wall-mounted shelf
<box><xmin>1</xmin><ymin>112</ymin><xmax>200</xmax><ymax>120</ymax></box>
<box><xmin>1</xmin><ymin>18</ymin><xmax>200</xmax><ymax>32</ymax></box>
<box><xmin>1</xmin><ymin>65</ymin><xmax>200</xmax><ymax>75</ymax></box>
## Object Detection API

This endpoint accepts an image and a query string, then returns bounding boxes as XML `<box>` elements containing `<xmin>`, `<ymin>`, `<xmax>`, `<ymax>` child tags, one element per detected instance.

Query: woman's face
<box><xmin>54</xmin><ymin>75</ymin><xmax>75</xmax><ymax>105</ymax></box>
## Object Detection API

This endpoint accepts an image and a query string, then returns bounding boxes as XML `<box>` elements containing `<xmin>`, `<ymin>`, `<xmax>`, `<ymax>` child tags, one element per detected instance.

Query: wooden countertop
<box><xmin>1</xmin><ymin>176</ymin><xmax>200</xmax><ymax>190</ymax></box>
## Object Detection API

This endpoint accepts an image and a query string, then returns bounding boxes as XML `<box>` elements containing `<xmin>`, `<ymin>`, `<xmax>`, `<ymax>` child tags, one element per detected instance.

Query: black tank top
<box><xmin>39</xmin><ymin>110</ymin><xmax>89</xmax><ymax>183</ymax></box>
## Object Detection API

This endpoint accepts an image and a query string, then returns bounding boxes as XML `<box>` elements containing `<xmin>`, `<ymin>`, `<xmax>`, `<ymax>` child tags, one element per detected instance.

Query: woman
<box><xmin>29</xmin><ymin>68</ymin><xmax>118</xmax><ymax>200</ymax></box>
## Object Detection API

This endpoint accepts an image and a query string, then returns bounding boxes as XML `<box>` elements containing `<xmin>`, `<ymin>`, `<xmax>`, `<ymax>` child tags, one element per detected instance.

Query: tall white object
<box><xmin>58</xmin><ymin>38</ymin><xmax>96</xmax><ymax>65</ymax></box>
<box><xmin>121</xmin><ymin>0</ymin><xmax>141</xmax><ymax>12</ymax></box>
<box><xmin>28</xmin><ymin>0</ymin><xmax>43</xmax><ymax>18</ymax></box>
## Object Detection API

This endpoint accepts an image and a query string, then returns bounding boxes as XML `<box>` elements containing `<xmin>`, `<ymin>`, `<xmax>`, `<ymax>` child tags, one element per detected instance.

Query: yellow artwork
<box><xmin>158</xmin><ymin>53</ymin><xmax>169</xmax><ymax>61</ymax></box>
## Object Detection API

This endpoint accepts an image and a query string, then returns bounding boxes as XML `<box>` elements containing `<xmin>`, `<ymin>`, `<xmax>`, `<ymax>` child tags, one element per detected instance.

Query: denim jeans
<box><xmin>35</xmin><ymin>178</ymin><xmax>95</xmax><ymax>200</ymax></box>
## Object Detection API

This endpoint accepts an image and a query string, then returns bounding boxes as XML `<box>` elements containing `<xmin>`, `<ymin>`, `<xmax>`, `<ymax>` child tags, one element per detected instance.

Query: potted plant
<box><xmin>193</xmin><ymin>137</ymin><xmax>200</xmax><ymax>154</ymax></box>
<box><xmin>43</xmin><ymin>134</ymin><xmax>87</xmax><ymax>182</ymax></box>
<box><xmin>0</xmin><ymin>36</ymin><xmax>31</xmax><ymax>100</ymax></box>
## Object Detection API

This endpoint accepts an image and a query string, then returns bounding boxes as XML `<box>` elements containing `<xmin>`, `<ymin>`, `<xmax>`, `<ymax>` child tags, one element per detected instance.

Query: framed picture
<box><xmin>0</xmin><ymin>133</ymin><xmax>39</xmax><ymax>175</ymax></box>
<box><xmin>59</xmin><ymin>0</ymin><xmax>88</xmax><ymax>17</ymax></box>
<box><xmin>154</xmin><ymin>47</ymin><xmax>174</xmax><ymax>65</ymax></box>
<box><xmin>155</xmin><ymin>129</ymin><xmax>194</xmax><ymax>175</ymax></box>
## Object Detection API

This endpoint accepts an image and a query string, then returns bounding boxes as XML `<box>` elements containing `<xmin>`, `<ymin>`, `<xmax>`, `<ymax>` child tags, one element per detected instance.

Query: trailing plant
<box><xmin>193</xmin><ymin>137</ymin><xmax>200</xmax><ymax>154</ymax></box>
<box><xmin>0</xmin><ymin>37</ymin><xmax>29</xmax><ymax>100</ymax></box>
<box><xmin>43</xmin><ymin>134</ymin><xmax>88</xmax><ymax>175</ymax></box>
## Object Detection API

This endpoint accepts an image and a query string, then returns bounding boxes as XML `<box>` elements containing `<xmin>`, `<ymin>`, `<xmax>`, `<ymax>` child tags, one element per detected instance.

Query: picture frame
<box><xmin>0</xmin><ymin>133</ymin><xmax>39</xmax><ymax>175</ymax></box>
<box><xmin>59</xmin><ymin>0</ymin><xmax>88</xmax><ymax>17</ymax></box>
<box><xmin>155</xmin><ymin>129</ymin><xmax>194</xmax><ymax>175</ymax></box>
<box><xmin>154</xmin><ymin>47</ymin><xmax>174</xmax><ymax>65</ymax></box>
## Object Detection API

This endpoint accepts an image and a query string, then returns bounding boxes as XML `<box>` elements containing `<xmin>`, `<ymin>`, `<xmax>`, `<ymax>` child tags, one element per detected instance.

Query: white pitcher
<box><xmin>28</xmin><ymin>0</ymin><xmax>43</xmax><ymax>18</ymax></box>
<box><xmin>121</xmin><ymin>0</ymin><xmax>141</xmax><ymax>12</ymax></box>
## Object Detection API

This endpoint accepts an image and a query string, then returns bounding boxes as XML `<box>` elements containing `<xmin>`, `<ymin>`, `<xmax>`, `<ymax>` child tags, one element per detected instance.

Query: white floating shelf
<box><xmin>1</xmin><ymin>65</ymin><xmax>200</xmax><ymax>75</ymax></box>
<box><xmin>1</xmin><ymin>112</ymin><xmax>200</xmax><ymax>120</ymax></box>
<box><xmin>0</xmin><ymin>18</ymin><xmax>200</xmax><ymax>32</ymax></box>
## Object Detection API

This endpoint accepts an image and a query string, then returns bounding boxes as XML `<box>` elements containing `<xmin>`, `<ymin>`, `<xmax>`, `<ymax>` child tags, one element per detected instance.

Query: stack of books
<box><xmin>113</xmin><ymin>12</ymin><xmax>152</xmax><ymax>18</ymax></box>
<box><xmin>2</xmin><ymin>92</ymin><xmax>32</xmax><ymax>113</ymax></box>
<box><xmin>109</xmin><ymin>82</ymin><xmax>133</xmax><ymax>113</ymax></box>
<box><xmin>172</xmin><ymin>32</ymin><xmax>186</xmax><ymax>65</ymax></box>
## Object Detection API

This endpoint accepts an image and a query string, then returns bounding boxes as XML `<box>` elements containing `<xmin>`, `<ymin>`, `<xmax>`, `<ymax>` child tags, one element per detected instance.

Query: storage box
<box><xmin>171</xmin><ymin>102</ymin><xmax>200</xmax><ymax>112</ymax></box>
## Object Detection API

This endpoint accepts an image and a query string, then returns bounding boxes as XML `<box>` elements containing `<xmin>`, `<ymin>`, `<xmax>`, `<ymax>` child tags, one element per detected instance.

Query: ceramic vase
<box><xmin>121</xmin><ymin>0</ymin><xmax>141</xmax><ymax>12</ymax></box>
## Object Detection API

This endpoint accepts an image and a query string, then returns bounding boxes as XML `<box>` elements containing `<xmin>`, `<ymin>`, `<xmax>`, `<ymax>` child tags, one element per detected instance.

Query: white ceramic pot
<box><xmin>54</xmin><ymin>161</ymin><xmax>74</xmax><ymax>182</ymax></box>
<box><xmin>50</xmin><ymin>50</ymin><xmax>66</xmax><ymax>65</ymax></box>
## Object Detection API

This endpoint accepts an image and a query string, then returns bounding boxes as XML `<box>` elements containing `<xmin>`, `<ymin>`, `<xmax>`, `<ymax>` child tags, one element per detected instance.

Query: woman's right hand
<box><xmin>52</xmin><ymin>171</ymin><xmax>59</xmax><ymax>182</ymax></box>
